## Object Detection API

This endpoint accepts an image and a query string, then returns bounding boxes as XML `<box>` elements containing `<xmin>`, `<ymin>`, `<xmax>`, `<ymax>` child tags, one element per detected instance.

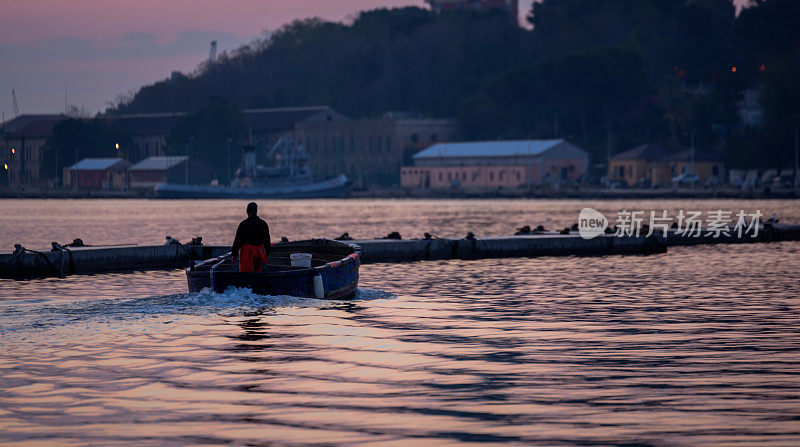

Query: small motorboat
<box><xmin>186</xmin><ymin>239</ymin><xmax>360</xmax><ymax>299</ymax></box>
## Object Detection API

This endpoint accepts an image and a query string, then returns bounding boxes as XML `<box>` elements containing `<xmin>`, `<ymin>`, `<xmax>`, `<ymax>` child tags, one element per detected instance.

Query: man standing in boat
<box><xmin>232</xmin><ymin>202</ymin><xmax>271</xmax><ymax>272</ymax></box>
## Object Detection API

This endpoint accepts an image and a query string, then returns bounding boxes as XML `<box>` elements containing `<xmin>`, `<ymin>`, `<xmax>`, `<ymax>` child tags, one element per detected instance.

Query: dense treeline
<box><xmin>110</xmin><ymin>0</ymin><xmax>800</xmax><ymax>169</ymax></box>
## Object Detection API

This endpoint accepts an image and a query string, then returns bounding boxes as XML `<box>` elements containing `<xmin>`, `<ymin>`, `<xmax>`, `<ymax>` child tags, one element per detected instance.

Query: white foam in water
<box><xmin>0</xmin><ymin>288</ymin><xmax>397</xmax><ymax>334</ymax></box>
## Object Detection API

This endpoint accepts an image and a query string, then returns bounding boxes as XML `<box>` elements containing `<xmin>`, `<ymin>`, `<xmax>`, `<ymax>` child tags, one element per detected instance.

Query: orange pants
<box><xmin>239</xmin><ymin>244</ymin><xmax>268</xmax><ymax>272</ymax></box>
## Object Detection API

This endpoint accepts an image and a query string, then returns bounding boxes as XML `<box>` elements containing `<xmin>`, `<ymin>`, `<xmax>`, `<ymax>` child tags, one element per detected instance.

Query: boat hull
<box><xmin>186</xmin><ymin>239</ymin><xmax>360</xmax><ymax>300</ymax></box>
<box><xmin>155</xmin><ymin>175</ymin><xmax>348</xmax><ymax>199</ymax></box>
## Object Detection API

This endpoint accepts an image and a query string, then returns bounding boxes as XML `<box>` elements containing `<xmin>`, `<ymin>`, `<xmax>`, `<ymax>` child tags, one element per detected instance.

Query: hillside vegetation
<box><xmin>110</xmin><ymin>0</ymin><xmax>800</xmax><ymax>169</ymax></box>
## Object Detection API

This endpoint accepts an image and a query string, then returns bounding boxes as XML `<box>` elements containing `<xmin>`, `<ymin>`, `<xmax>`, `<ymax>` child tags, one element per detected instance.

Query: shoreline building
<box><xmin>129</xmin><ymin>156</ymin><xmax>211</xmax><ymax>189</ymax></box>
<box><xmin>296</xmin><ymin>113</ymin><xmax>456</xmax><ymax>188</ymax></box>
<box><xmin>1</xmin><ymin>106</ymin><xmax>456</xmax><ymax>190</ymax></box>
<box><xmin>608</xmin><ymin>144</ymin><xmax>673</xmax><ymax>188</ymax></box>
<box><xmin>106</xmin><ymin>112</ymin><xmax>184</xmax><ymax>163</ymax></box>
<box><xmin>666</xmin><ymin>149</ymin><xmax>725</xmax><ymax>184</ymax></box>
<box><xmin>64</xmin><ymin>158</ymin><xmax>130</xmax><ymax>190</ymax></box>
<box><xmin>0</xmin><ymin>114</ymin><xmax>65</xmax><ymax>188</ymax></box>
<box><xmin>608</xmin><ymin>144</ymin><xmax>725</xmax><ymax>187</ymax></box>
<box><xmin>401</xmin><ymin>139</ymin><xmax>588</xmax><ymax>191</ymax></box>
<box><xmin>108</xmin><ymin>106</ymin><xmax>341</xmax><ymax>164</ymax></box>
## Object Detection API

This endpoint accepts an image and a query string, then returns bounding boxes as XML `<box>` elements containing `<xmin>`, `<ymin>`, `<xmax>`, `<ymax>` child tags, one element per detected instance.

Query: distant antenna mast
<box><xmin>11</xmin><ymin>89</ymin><xmax>20</xmax><ymax>117</ymax></box>
<box><xmin>209</xmin><ymin>40</ymin><xmax>217</xmax><ymax>63</ymax></box>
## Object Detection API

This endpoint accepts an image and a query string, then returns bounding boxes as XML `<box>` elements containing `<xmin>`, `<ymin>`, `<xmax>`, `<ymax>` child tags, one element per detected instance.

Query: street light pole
<box><xmin>226</xmin><ymin>137</ymin><xmax>231</xmax><ymax>184</ymax></box>
<box><xmin>690</xmin><ymin>131</ymin><xmax>695</xmax><ymax>191</ymax></box>
<box><xmin>794</xmin><ymin>127</ymin><xmax>799</xmax><ymax>189</ymax></box>
<box><xmin>185</xmin><ymin>143</ymin><xmax>189</xmax><ymax>185</ymax></box>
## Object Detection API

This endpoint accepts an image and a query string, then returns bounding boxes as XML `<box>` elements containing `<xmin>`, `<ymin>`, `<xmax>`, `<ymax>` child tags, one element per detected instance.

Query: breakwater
<box><xmin>2</xmin><ymin>224</ymin><xmax>799</xmax><ymax>279</ymax></box>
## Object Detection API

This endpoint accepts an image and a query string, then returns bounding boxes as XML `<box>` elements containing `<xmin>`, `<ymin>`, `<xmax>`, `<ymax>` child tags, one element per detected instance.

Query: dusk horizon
<box><xmin>1</xmin><ymin>0</ymin><xmax>756</xmax><ymax>117</ymax></box>
<box><xmin>2</xmin><ymin>1</ymin><xmax>800</xmax><ymax>445</ymax></box>
<box><xmin>1</xmin><ymin>0</ymin><xmax>437</xmax><ymax>116</ymax></box>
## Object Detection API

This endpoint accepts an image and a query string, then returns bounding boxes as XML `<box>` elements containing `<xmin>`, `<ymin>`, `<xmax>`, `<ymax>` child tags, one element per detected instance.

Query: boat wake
<box><xmin>0</xmin><ymin>287</ymin><xmax>396</xmax><ymax>334</ymax></box>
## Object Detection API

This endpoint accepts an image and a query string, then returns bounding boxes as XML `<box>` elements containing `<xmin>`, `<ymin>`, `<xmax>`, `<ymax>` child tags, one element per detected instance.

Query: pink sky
<box><xmin>0</xmin><ymin>0</ymin><xmax>429</xmax><ymax>45</ymax></box>
<box><xmin>0</xmin><ymin>0</ymin><xmax>438</xmax><ymax>115</ymax></box>
<box><xmin>0</xmin><ymin>0</ymin><xmax>745</xmax><ymax>116</ymax></box>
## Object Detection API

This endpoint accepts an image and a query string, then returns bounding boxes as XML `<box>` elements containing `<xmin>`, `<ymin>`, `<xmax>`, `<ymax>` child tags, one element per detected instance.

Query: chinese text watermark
<box><xmin>579</xmin><ymin>208</ymin><xmax>762</xmax><ymax>240</ymax></box>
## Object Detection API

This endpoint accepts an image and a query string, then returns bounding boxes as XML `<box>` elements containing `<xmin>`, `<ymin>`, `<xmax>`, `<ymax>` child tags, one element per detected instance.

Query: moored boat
<box><xmin>186</xmin><ymin>239</ymin><xmax>360</xmax><ymax>299</ymax></box>
<box><xmin>155</xmin><ymin>174</ymin><xmax>348</xmax><ymax>199</ymax></box>
<box><xmin>154</xmin><ymin>137</ymin><xmax>349</xmax><ymax>199</ymax></box>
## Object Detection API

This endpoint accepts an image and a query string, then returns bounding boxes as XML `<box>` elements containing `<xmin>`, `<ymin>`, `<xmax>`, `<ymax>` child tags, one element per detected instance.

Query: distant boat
<box><xmin>186</xmin><ymin>239</ymin><xmax>361</xmax><ymax>299</ymax></box>
<box><xmin>154</xmin><ymin>174</ymin><xmax>348</xmax><ymax>199</ymax></box>
<box><xmin>153</xmin><ymin>137</ymin><xmax>349</xmax><ymax>199</ymax></box>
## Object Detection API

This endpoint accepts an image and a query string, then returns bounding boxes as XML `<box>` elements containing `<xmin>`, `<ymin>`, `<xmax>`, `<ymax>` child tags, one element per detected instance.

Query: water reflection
<box><xmin>231</xmin><ymin>318</ymin><xmax>272</xmax><ymax>341</ymax></box>
<box><xmin>2</xmin><ymin>198</ymin><xmax>799</xmax><ymax>249</ymax></box>
<box><xmin>1</xmin><ymin>200</ymin><xmax>799</xmax><ymax>445</ymax></box>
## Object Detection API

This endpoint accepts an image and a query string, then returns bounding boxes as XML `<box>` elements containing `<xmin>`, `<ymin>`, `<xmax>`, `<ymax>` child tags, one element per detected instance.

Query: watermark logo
<box><xmin>578</xmin><ymin>208</ymin><xmax>608</xmax><ymax>239</ymax></box>
<box><xmin>577</xmin><ymin>209</ymin><xmax>763</xmax><ymax>239</ymax></box>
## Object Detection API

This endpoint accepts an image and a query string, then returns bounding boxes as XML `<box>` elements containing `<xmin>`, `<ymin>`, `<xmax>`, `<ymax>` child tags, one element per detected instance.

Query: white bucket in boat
<box><xmin>290</xmin><ymin>253</ymin><xmax>313</xmax><ymax>267</ymax></box>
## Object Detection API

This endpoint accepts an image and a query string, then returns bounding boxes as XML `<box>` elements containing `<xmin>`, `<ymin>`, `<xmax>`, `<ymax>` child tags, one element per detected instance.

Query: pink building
<box><xmin>401</xmin><ymin>139</ymin><xmax>588</xmax><ymax>191</ymax></box>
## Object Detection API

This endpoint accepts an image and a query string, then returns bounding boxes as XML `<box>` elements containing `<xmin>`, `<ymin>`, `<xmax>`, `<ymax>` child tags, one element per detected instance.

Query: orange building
<box><xmin>401</xmin><ymin>139</ymin><xmax>588</xmax><ymax>191</ymax></box>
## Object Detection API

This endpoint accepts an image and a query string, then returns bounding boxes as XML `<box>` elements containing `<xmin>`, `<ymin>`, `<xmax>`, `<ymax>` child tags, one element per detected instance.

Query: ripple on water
<box><xmin>1</xmin><ymin>199</ymin><xmax>800</xmax><ymax>445</ymax></box>
<box><xmin>0</xmin><ymin>287</ymin><xmax>397</xmax><ymax>335</ymax></box>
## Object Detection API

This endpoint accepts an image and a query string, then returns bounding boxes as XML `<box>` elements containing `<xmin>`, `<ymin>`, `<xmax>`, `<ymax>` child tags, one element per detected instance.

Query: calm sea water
<box><xmin>1</xmin><ymin>199</ymin><xmax>800</xmax><ymax>446</ymax></box>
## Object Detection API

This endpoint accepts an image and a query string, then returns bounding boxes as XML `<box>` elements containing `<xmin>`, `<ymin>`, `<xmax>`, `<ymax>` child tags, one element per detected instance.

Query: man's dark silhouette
<box><xmin>232</xmin><ymin>202</ymin><xmax>271</xmax><ymax>272</ymax></box>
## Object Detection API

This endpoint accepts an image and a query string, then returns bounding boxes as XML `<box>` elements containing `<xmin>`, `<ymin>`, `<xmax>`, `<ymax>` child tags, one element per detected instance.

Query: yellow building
<box><xmin>665</xmin><ymin>149</ymin><xmax>725</xmax><ymax>184</ymax></box>
<box><xmin>608</xmin><ymin>144</ymin><xmax>673</xmax><ymax>187</ymax></box>
<box><xmin>609</xmin><ymin>144</ymin><xmax>726</xmax><ymax>187</ymax></box>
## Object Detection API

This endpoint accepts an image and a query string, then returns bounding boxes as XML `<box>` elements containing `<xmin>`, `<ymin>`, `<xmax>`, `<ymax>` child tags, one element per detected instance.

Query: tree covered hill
<box><xmin>110</xmin><ymin>0</ymin><xmax>800</xmax><ymax>168</ymax></box>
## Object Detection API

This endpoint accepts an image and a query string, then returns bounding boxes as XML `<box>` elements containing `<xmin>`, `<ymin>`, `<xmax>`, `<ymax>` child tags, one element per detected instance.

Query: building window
<box><xmin>516</xmin><ymin>171</ymin><xmax>521</xmax><ymax>181</ymax></box>
<box><xmin>489</xmin><ymin>172</ymin><xmax>494</xmax><ymax>181</ymax></box>
<box><xmin>499</xmin><ymin>171</ymin><xmax>504</xmax><ymax>181</ymax></box>
<box><xmin>618</xmin><ymin>166</ymin><xmax>625</xmax><ymax>178</ymax></box>
<box><xmin>462</xmin><ymin>172</ymin><xmax>466</xmax><ymax>181</ymax></box>
<box><xmin>439</xmin><ymin>172</ymin><xmax>443</xmax><ymax>181</ymax></box>
<box><xmin>712</xmin><ymin>166</ymin><xmax>719</xmax><ymax>176</ymax></box>
<box><xmin>627</xmin><ymin>165</ymin><xmax>633</xmax><ymax>177</ymax></box>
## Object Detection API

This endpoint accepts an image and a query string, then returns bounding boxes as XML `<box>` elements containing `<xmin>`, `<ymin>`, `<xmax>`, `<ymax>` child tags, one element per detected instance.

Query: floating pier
<box><xmin>2</xmin><ymin>224</ymin><xmax>799</xmax><ymax>279</ymax></box>
<box><xmin>0</xmin><ymin>244</ymin><xmax>229</xmax><ymax>280</ymax></box>
<box><xmin>355</xmin><ymin>233</ymin><xmax>666</xmax><ymax>263</ymax></box>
